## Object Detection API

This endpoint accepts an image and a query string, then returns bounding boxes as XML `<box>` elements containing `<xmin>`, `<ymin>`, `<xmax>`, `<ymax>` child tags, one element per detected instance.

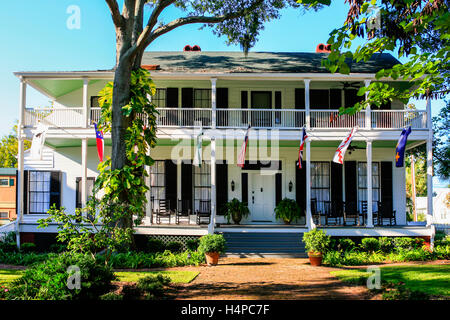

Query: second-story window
<box><xmin>194</xmin><ymin>89</ymin><xmax>211</xmax><ymax>108</ymax></box>
<box><xmin>151</xmin><ymin>88</ymin><xmax>167</xmax><ymax>108</ymax></box>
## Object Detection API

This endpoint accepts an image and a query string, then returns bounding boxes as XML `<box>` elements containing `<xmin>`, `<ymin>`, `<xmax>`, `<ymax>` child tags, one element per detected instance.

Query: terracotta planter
<box><xmin>308</xmin><ymin>252</ymin><xmax>323</xmax><ymax>266</ymax></box>
<box><xmin>205</xmin><ymin>252</ymin><xmax>220</xmax><ymax>266</ymax></box>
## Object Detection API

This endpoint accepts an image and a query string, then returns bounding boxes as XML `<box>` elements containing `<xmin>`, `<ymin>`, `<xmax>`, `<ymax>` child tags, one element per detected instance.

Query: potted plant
<box><xmin>274</xmin><ymin>198</ymin><xmax>301</xmax><ymax>224</ymax></box>
<box><xmin>302</xmin><ymin>228</ymin><xmax>330</xmax><ymax>266</ymax></box>
<box><xmin>224</xmin><ymin>198</ymin><xmax>249</xmax><ymax>224</ymax></box>
<box><xmin>198</xmin><ymin>234</ymin><xmax>227</xmax><ymax>266</ymax></box>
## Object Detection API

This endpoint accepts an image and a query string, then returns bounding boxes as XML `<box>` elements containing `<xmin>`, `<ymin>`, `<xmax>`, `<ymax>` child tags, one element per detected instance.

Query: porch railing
<box><xmin>24</xmin><ymin>107</ymin><xmax>429</xmax><ymax>130</ymax></box>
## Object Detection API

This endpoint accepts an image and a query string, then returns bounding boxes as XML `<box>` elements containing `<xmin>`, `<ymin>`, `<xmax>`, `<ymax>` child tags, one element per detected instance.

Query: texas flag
<box><xmin>94</xmin><ymin>123</ymin><xmax>104</xmax><ymax>162</ymax></box>
<box><xmin>395</xmin><ymin>126</ymin><xmax>412</xmax><ymax>167</ymax></box>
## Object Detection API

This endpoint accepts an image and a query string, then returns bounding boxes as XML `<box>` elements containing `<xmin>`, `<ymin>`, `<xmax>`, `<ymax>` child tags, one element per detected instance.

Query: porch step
<box><xmin>220</xmin><ymin>232</ymin><xmax>306</xmax><ymax>256</ymax></box>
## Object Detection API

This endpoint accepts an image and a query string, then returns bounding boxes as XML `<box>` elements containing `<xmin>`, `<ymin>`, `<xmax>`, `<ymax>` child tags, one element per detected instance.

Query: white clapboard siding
<box><xmin>24</xmin><ymin>147</ymin><xmax>54</xmax><ymax>169</ymax></box>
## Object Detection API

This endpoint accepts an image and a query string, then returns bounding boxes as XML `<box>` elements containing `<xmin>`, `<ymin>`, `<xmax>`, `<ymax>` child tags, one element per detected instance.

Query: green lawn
<box><xmin>331</xmin><ymin>264</ymin><xmax>450</xmax><ymax>297</ymax></box>
<box><xmin>0</xmin><ymin>269</ymin><xmax>199</xmax><ymax>287</ymax></box>
<box><xmin>115</xmin><ymin>271</ymin><xmax>199</xmax><ymax>283</ymax></box>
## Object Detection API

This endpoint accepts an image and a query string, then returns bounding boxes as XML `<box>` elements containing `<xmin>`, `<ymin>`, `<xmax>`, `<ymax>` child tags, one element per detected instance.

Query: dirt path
<box><xmin>167</xmin><ymin>258</ymin><xmax>370</xmax><ymax>300</ymax></box>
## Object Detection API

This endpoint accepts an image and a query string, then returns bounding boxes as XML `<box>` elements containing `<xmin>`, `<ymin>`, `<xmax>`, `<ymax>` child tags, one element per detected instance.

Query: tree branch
<box><xmin>105</xmin><ymin>0</ymin><xmax>123</xmax><ymax>28</ymax></box>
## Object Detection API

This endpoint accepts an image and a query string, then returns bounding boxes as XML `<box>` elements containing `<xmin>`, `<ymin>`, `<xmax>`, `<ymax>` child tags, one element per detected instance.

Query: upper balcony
<box><xmin>23</xmin><ymin>107</ymin><xmax>428</xmax><ymax>131</ymax></box>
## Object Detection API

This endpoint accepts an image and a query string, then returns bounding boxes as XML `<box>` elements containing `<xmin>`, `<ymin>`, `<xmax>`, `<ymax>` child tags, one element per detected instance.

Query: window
<box><xmin>151</xmin><ymin>88</ymin><xmax>166</xmax><ymax>108</ymax></box>
<box><xmin>194</xmin><ymin>89</ymin><xmax>211</xmax><ymax>108</ymax></box>
<box><xmin>311</xmin><ymin>162</ymin><xmax>330</xmax><ymax>213</ymax></box>
<box><xmin>0</xmin><ymin>212</ymin><xmax>8</xmax><ymax>219</ymax></box>
<box><xmin>91</xmin><ymin>96</ymin><xmax>100</xmax><ymax>108</ymax></box>
<box><xmin>0</xmin><ymin>179</ymin><xmax>9</xmax><ymax>186</ymax></box>
<box><xmin>150</xmin><ymin>161</ymin><xmax>165</xmax><ymax>211</ymax></box>
<box><xmin>75</xmin><ymin>177</ymin><xmax>96</xmax><ymax>208</ymax></box>
<box><xmin>28</xmin><ymin>171</ymin><xmax>51</xmax><ymax>214</ymax></box>
<box><xmin>193</xmin><ymin>162</ymin><xmax>211</xmax><ymax>212</ymax></box>
<box><xmin>357</xmin><ymin>162</ymin><xmax>380</xmax><ymax>213</ymax></box>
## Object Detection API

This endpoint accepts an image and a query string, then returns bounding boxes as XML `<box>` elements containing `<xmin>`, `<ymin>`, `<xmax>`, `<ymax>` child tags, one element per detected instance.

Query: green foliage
<box><xmin>136</xmin><ymin>274</ymin><xmax>171</xmax><ymax>300</ymax></box>
<box><xmin>224</xmin><ymin>198</ymin><xmax>249</xmax><ymax>224</ymax></box>
<box><xmin>1</xmin><ymin>231</ymin><xmax>16</xmax><ymax>244</ymax></box>
<box><xmin>393</xmin><ymin>237</ymin><xmax>424</xmax><ymax>250</ymax></box>
<box><xmin>186</xmin><ymin>239</ymin><xmax>200</xmax><ymax>251</ymax></box>
<box><xmin>0</xmin><ymin>251</ymin><xmax>54</xmax><ymax>266</ymax></box>
<box><xmin>165</xmin><ymin>241</ymin><xmax>184</xmax><ymax>253</ymax></box>
<box><xmin>302</xmin><ymin>228</ymin><xmax>331</xmax><ymax>254</ymax></box>
<box><xmin>147</xmin><ymin>238</ymin><xmax>166</xmax><ymax>253</ymax></box>
<box><xmin>360</xmin><ymin>238</ymin><xmax>380</xmax><ymax>253</ymax></box>
<box><xmin>381</xmin><ymin>282</ymin><xmax>430</xmax><ymax>300</ymax></box>
<box><xmin>0</xmin><ymin>242</ymin><xmax>18</xmax><ymax>253</ymax></box>
<box><xmin>19</xmin><ymin>243</ymin><xmax>37</xmax><ymax>254</ymax></box>
<box><xmin>337</xmin><ymin>238</ymin><xmax>356</xmax><ymax>252</ymax></box>
<box><xmin>274</xmin><ymin>198</ymin><xmax>302</xmax><ymax>224</ymax></box>
<box><xmin>4</xmin><ymin>253</ymin><xmax>114</xmax><ymax>300</ymax></box>
<box><xmin>49</xmin><ymin>243</ymin><xmax>67</xmax><ymax>253</ymax></box>
<box><xmin>0</xmin><ymin>124</ymin><xmax>31</xmax><ymax>168</ymax></box>
<box><xmin>99</xmin><ymin>292</ymin><xmax>124</xmax><ymax>300</ymax></box>
<box><xmin>432</xmin><ymin>100</ymin><xmax>450</xmax><ymax>180</ymax></box>
<box><xmin>198</xmin><ymin>234</ymin><xmax>227</xmax><ymax>254</ymax></box>
<box><xmin>379</xmin><ymin>237</ymin><xmax>395</xmax><ymax>253</ymax></box>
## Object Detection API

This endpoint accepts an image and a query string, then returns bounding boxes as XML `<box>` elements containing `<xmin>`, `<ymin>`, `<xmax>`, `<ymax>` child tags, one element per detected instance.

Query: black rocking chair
<box><xmin>155</xmin><ymin>199</ymin><xmax>171</xmax><ymax>224</ymax></box>
<box><xmin>378</xmin><ymin>201</ymin><xmax>396</xmax><ymax>226</ymax></box>
<box><xmin>326</xmin><ymin>200</ymin><xmax>344</xmax><ymax>225</ymax></box>
<box><xmin>196</xmin><ymin>200</ymin><xmax>211</xmax><ymax>225</ymax></box>
<box><xmin>360</xmin><ymin>200</ymin><xmax>379</xmax><ymax>226</ymax></box>
<box><xmin>344</xmin><ymin>201</ymin><xmax>360</xmax><ymax>226</ymax></box>
<box><xmin>311</xmin><ymin>198</ymin><xmax>321</xmax><ymax>226</ymax></box>
<box><xmin>176</xmin><ymin>199</ymin><xmax>191</xmax><ymax>225</ymax></box>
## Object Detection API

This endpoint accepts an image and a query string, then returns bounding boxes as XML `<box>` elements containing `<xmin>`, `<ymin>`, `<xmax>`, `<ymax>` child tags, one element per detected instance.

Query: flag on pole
<box><xmin>30</xmin><ymin>121</ymin><xmax>49</xmax><ymax>160</ymax></box>
<box><xmin>94</xmin><ymin>123</ymin><xmax>104</xmax><ymax>162</ymax></box>
<box><xmin>237</xmin><ymin>125</ymin><xmax>251</xmax><ymax>168</ymax></box>
<box><xmin>297</xmin><ymin>127</ymin><xmax>308</xmax><ymax>169</ymax></box>
<box><xmin>193</xmin><ymin>127</ymin><xmax>203</xmax><ymax>167</ymax></box>
<box><xmin>395</xmin><ymin>126</ymin><xmax>412</xmax><ymax>167</ymax></box>
<box><xmin>332</xmin><ymin>126</ymin><xmax>358</xmax><ymax>164</ymax></box>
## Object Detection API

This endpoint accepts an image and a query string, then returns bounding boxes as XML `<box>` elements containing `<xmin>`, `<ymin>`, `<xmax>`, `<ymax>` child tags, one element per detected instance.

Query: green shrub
<box><xmin>434</xmin><ymin>230</ymin><xmax>446</xmax><ymax>242</ymax></box>
<box><xmin>99</xmin><ymin>292</ymin><xmax>124</xmax><ymax>300</ymax></box>
<box><xmin>302</xmin><ymin>229</ymin><xmax>331</xmax><ymax>254</ymax></box>
<box><xmin>198</xmin><ymin>234</ymin><xmax>226</xmax><ymax>254</ymax></box>
<box><xmin>49</xmin><ymin>243</ymin><xmax>67</xmax><ymax>253</ymax></box>
<box><xmin>0</xmin><ymin>242</ymin><xmax>18</xmax><ymax>253</ymax></box>
<box><xmin>393</xmin><ymin>237</ymin><xmax>424</xmax><ymax>250</ymax></box>
<box><xmin>136</xmin><ymin>274</ymin><xmax>171</xmax><ymax>299</ymax></box>
<box><xmin>4</xmin><ymin>253</ymin><xmax>114</xmax><ymax>300</ymax></box>
<box><xmin>0</xmin><ymin>251</ymin><xmax>54</xmax><ymax>266</ymax></box>
<box><xmin>360</xmin><ymin>238</ymin><xmax>380</xmax><ymax>253</ymax></box>
<box><xmin>20</xmin><ymin>243</ymin><xmax>37</xmax><ymax>253</ymax></box>
<box><xmin>147</xmin><ymin>238</ymin><xmax>166</xmax><ymax>253</ymax></box>
<box><xmin>433</xmin><ymin>244</ymin><xmax>450</xmax><ymax>260</ymax></box>
<box><xmin>224</xmin><ymin>198</ymin><xmax>250</xmax><ymax>224</ymax></box>
<box><xmin>274</xmin><ymin>198</ymin><xmax>302</xmax><ymax>224</ymax></box>
<box><xmin>186</xmin><ymin>239</ymin><xmax>200</xmax><ymax>251</ymax></box>
<box><xmin>379</xmin><ymin>237</ymin><xmax>395</xmax><ymax>253</ymax></box>
<box><xmin>337</xmin><ymin>238</ymin><xmax>356</xmax><ymax>252</ymax></box>
<box><xmin>165</xmin><ymin>241</ymin><xmax>184</xmax><ymax>253</ymax></box>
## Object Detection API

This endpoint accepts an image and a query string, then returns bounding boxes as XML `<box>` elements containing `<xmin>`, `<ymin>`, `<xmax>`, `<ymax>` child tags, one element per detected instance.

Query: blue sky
<box><xmin>0</xmin><ymin>0</ymin><xmax>447</xmax><ymax>187</ymax></box>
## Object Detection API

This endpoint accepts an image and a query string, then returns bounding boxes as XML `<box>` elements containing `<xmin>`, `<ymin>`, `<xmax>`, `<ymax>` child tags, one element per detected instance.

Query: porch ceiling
<box><xmin>28</xmin><ymin>79</ymin><xmax>101</xmax><ymax>99</ymax></box>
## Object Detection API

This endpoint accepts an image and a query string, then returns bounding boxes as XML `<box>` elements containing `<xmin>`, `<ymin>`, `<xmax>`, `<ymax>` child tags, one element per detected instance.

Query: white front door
<box><xmin>248</xmin><ymin>173</ymin><xmax>276</xmax><ymax>222</ymax></box>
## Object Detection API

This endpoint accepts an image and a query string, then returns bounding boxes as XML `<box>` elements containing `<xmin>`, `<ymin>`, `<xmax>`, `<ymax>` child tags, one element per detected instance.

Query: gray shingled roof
<box><xmin>141</xmin><ymin>51</ymin><xmax>400</xmax><ymax>74</ymax></box>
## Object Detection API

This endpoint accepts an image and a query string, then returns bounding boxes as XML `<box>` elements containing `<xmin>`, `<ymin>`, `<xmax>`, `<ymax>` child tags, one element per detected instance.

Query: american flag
<box><xmin>237</xmin><ymin>125</ymin><xmax>250</xmax><ymax>168</ymax></box>
<box><xmin>94</xmin><ymin>123</ymin><xmax>104</xmax><ymax>162</ymax></box>
<box><xmin>297</xmin><ymin>127</ymin><xmax>308</xmax><ymax>169</ymax></box>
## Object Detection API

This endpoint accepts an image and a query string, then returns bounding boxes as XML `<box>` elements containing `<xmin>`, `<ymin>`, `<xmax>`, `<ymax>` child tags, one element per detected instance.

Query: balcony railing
<box><xmin>24</xmin><ymin>107</ymin><xmax>429</xmax><ymax>130</ymax></box>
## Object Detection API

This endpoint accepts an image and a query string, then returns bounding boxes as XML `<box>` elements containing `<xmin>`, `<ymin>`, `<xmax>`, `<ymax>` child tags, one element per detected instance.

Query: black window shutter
<box><xmin>164</xmin><ymin>160</ymin><xmax>177</xmax><ymax>211</ymax></box>
<box><xmin>295</xmin><ymin>88</ymin><xmax>305</xmax><ymax>109</ymax></box>
<box><xmin>331</xmin><ymin>162</ymin><xmax>343</xmax><ymax>205</ymax></box>
<box><xmin>380</xmin><ymin>161</ymin><xmax>393</xmax><ymax>212</ymax></box>
<box><xmin>50</xmin><ymin>171</ymin><xmax>61</xmax><ymax>209</ymax></box>
<box><xmin>181</xmin><ymin>88</ymin><xmax>193</xmax><ymax>108</ymax></box>
<box><xmin>330</xmin><ymin>89</ymin><xmax>342</xmax><ymax>109</ymax></box>
<box><xmin>181</xmin><ymin>162</ymin><xmax>193</xmax><ymax>213</ymax></box>
<box><xmin>241</xmin><ymin>91</ymin><xmax>248</xmax><ymax>125</ymax></box>
<box><xmin>275</xmin><ymin>91</ymin><xmax>282</xmax><ymax>109</ymax></box>
<box><xmin>241</xmin><ymin>173</ymin><xmax>248</xmax><ymax>204</ymax></box>
<box><xmin>166</xmin><ymin>88</ymin><xmax>179</xmax><ymax>108</ymax></box>
<box><xmin>295</xmin><ymin>161</ymin><xmax>306</xmax><ymax>215</ymax></box>
<box><xmin>217</xmin><ymin>88</ymin><xmax>228</xmax><ymax>127</ymax></box>
<box><xmin>344</xmin><ymin>89</ymin><xmax>364</xmax><ymax>109</ymax></box>
<box><xmin>216</xmin><ymin>162</ymin><xmax>228</xmax><ymax>215</ymax></box>
<box><xmin>23</xmin><ymin>170</ymin><xmax>29</xmax><ymax>214</ymax></box>
<box><xmin>275</xmin><ymin>173</ymin><xmax>282</xmax><ymax>206</ymax></box>
<box><xmin>344</xmin><ymin>161</ymin><xmax>357</xmax><ymax>204</ymax></box>
<box><xmin>310</xmin><ymin>89</ymin><xmax>330</xmax><ymax>109</ymax></box>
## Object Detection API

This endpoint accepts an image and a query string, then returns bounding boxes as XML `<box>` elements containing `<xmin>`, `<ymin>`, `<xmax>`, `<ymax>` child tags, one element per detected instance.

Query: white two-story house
<box><xmin>11</xmin><ymin>48</ymin><xmax>435</xmax><ymax>254</ymax></box>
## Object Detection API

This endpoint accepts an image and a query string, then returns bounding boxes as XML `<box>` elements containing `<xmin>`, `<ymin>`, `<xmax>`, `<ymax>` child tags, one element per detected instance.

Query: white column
<box><xmin>208</xmin><ymin>137</ymin><xmax>217</xmax><ymax>234</ymax></box>
<box><xmin>81</xmin><ymin>138</ymin><xmax>88</xmax><ymax>210</ymax></box>
<box><xmin>306</xmin><ymin>139</ymin><xmax>315</xmax><ymax>229</ymax></box>
<box><xmin>82</xmin><ymin>78</ymin><xmax>89</xmax><ymax>128</ymax></box>
<box><xmin>177</xmin><ymin>159</ymin><xmax>182</xmax><ymax>209</ymax></box>
<box><xmin>366</xmin><ymin>139</ymin><xmax>373</xmax><ymax>227</ymax></box>
<box><xmin>364</xmin><ymin>80</ymin><xmax>371</xmax><ymax>129</ymax></box>
<box><xmin>426</xmin><ymin>98</ymin><xmax>433</xmax><ymax>226</ymax></box>
<box><xmin>145</xmin><ymin>149</ymin><xmax>152</xmax><ymax>225</ymax></box>
<box><xmin>211</xmin><ymin>78</ymin><xmax>217</xmax><ymax>130</ymax></box>
<box><xmin>16</xmin><ymin>79</ymin><xmax>26</xmax><ymax>247</ymax></box>
<box><xmin>304</xmin><ymin>79</ymin><xmax>311</xmax><ymax>130</ymax></box>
